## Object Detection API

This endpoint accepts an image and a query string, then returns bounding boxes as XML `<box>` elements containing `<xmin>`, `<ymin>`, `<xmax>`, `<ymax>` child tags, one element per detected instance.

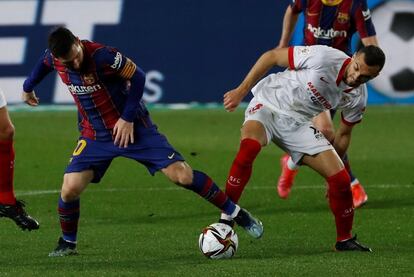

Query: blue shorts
<box><xmin>65</xmin><ymin>127</ymin><xmax>185</xmax><ymax>183</ymax></box>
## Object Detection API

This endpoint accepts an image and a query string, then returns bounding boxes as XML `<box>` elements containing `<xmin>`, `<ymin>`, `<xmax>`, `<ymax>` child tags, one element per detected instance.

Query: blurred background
<box><xmin>0</xmin><ymin>0</ymin><xmax>413</xmax><ymax>105</ymax></box>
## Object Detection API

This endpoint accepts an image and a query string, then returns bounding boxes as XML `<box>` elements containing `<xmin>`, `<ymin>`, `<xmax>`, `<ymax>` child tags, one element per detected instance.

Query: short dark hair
<box><xmin>357</xmin><ymin>45</ymin><xmax>386</xmax><ymax>71</ymax></box>
<box><xmin>48</xmin><ymin>26</ymin><xmax>77</xmax><ymax>58</ymax></box>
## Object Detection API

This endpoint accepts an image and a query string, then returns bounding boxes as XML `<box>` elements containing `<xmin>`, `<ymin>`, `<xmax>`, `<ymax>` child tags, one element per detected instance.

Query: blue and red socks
<box><xmin>326</xmin><ymin>168</ymin><xmax>354</xmax><ymax>241</ymax></box>
<box><xmin>58</xmin><ymin>196</ymin><xmax>80</xmax><ymax>243</ymax></box>
<box><xmin>225</xmin><ymin>138</ymin><xmax>261</xmax><ymax>203</ymax></box>
<box><xmin>0</xmin><ymin>140</ymin><xmax>16</xmax><ymax>205</ymax></box>
<box><xmin>185</xmin><ymin>170</ymin><xmax>239</xmax><ymax>217</ymax></box>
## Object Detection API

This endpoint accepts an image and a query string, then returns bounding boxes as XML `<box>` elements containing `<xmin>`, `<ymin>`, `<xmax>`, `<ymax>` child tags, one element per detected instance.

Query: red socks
<box><xmin>225</xmin><ymin>138</ymin><xmax>261</xmax><ymax>203</ymax></box>
<box><xmin>326</xmin><ymin>168</ymin><xmax>353</xmax><ymax>241</ymax></box>
<box><xmin>0</xmin><ymin>140</ymin><xmax>16</xmax><ymax>205</ymax></box>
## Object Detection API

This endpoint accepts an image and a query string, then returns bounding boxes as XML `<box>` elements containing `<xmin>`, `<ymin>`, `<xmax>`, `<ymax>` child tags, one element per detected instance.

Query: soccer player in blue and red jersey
<box><xmin>22</xmin><ymin>27</ymin><xmax>263</xmax><ymax>257</ymax></box>
<box><xmin>278</xmin><ymin>0</ymin><xmax>378</xmax><ymax>55</ymax></box>
<box><xmin>0</xmin><ymin>89</ymin><xmax>39</xmax><ymax>231</ymax></box>
<box><xmin>273</xmin><ymin>0</ymin><xmax>379</xmax><ymax>207</ymax></box>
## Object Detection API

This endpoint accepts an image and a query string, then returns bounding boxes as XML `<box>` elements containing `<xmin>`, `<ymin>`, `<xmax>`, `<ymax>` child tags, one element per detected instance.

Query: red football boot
<box><xmin>277</xmin><ymin>154</ymin><xmax>298</xmax><ymax>199</ymax></box>
<box><xmin>351</xmin><ymin>179</ymin><xmax>368</xmax><ymax>208</ymax></box>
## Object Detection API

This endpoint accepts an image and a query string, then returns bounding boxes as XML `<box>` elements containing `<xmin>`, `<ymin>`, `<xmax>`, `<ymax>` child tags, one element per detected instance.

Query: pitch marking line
<box><xmin>15</xmin><ymin>184</ymin><xmax>413</xmax><ymax>197</ymax></box>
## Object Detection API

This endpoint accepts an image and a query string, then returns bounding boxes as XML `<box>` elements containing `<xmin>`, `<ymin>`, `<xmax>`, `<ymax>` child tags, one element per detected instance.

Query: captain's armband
<box><xmin>119</xmin><ymin>58</ymin><xmax>137</xmax><ymax>79</ymax></box>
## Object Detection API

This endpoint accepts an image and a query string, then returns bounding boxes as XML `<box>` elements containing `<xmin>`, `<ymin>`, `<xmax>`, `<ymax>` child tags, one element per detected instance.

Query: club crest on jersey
<box><xmin>299</xmin><ymin>47</ymin><xmax>310</xmax><ymax>55</ymax></box>
<box><xmin>248</xmin><ymin>103</ymin><xmax>263</xmax><ymax>114</ymax></box>
<box><xmin>83</xmin><ymin>74</ymin><xmax>95</xmax><ymax>85</ymax></box>
<box><xmin>341</xmin><ymin>95</ymin><xmax>350</xmax><ymax>103</ymax></box>
<box><xmin>110</xmin><ymin>52</ymin><xmax>122</xmax><ymax>70</ymax></box>
<box><xmin>337</xmin><ymin>12</ymin><xmax>349</xmax><ymax>24</ymax></box>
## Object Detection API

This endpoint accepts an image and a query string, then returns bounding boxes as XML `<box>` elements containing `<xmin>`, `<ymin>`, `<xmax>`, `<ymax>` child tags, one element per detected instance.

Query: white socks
<box><xmin>287</xmin><ymin>156</ymin><xmax>299</xmax><ymax>170</ymax></box>
<box><xmin>220</xmin><ymin>204</ymin><xmax>241</xmax><ymax>221</ymax></box>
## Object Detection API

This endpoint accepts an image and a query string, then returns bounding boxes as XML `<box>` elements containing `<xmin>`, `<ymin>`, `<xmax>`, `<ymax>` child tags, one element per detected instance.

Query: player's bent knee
<box><xmin>61</xmin><ymin>172</ymin><xmax>91</xmax><ymax>201</ymax></box>
<box><xmin>241</xmin><ymin>121</ymin><xmax>267</xmax><ymax>146</ymax></box>
<box><xmin>0</xmin><ymin>123</ymin><xmax>14</xmax><ymax>140</ymax></box>
<box><xmin>61</xmin><ymin>180</ymin><xmax>82</xmax><ymax>200</ymax></box>
<box><xmin>171</xmin><ymin>168</ymin><xmax>193</xmax><ymax>186</ymax></box>
<box><xmin>61</xmin><ymin>185</ymin><xmax>81</xmax><ymax>202</ymax></box>
<box><xmin>176</xmin><ymin>169</ymin><xmax>193</xmax><ymax>186</ymax></box>
<box><xmin>163</xmin><ymin>161</ymin><xmax>193</xmax><ymax>186</ymax></box>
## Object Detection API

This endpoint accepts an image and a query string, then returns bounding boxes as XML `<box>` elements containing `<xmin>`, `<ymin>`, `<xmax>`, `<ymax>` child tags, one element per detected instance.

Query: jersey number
<box><xmin>73</xmin><ymin>139</ymin><xmax>87</xmax><ymax>156</ymax></box>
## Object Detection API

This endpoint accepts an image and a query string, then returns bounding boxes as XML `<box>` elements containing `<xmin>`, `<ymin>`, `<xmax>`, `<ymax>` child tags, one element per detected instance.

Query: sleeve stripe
<box><xmin>119</xmin><ymin>59</ymin><xmax>137</xmax><ymax>79</ymax></box>
<box><xmin>120</xmin><ymin>64</ymin><xmax>136</xmax><ymax>78</ymax></box>
<box><xmin>121</xmin><ymin>67</ymin><xmax>134</xmax><ymax>78</ymax></box>
<box><xmin>288</xmin><ymin>46</ymin><xmax>295</xmax><ymax>70</ymax></box>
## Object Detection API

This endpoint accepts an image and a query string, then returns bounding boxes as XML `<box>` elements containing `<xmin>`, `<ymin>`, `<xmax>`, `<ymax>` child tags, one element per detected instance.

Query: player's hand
<box><xmin>113</xmin><ymin>118</ymin><xmax>134</xmax><ymax>148</ymax></box>
<box><xmin>223</xmin><ymin>88</ymin><xmax>244</xmax><ymax>112</ymax></box>
<box><xmin>22</xmin><ymin>91</ymin><xmax>39</xmax><ymax>106</ymax></box>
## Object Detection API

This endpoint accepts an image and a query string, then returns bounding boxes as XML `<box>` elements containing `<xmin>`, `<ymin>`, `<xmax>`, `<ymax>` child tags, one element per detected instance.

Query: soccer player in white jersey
<box><xmin>275</xmin><ymin>0</ymin><xmax>379</xmax><ymax>208</ymax></box>
<box><xmin>220</xmin><ymin>44</ymin><xmax>385</xmax><ymax>251</ymax></box>
<box><xmin>0</xmin><ymin>89</ymin><xmax>39</xmax><ymax>230</ymax></box>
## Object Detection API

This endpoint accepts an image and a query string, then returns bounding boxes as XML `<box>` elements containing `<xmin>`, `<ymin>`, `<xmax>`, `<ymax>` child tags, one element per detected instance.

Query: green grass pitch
<box><xmin>1</xmin><ymin>106</ymin><xmax>413</xmax><ymax>276</ymax></box>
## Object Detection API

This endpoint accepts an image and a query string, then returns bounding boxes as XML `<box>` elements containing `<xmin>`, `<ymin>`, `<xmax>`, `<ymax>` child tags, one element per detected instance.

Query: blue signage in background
<box><xmin>0</xmin><ymin>0</ymin><xmax>291</xmax><ymax>105</ymax></box>
<box><xmin>291</xmin><ymin>0</ymin><xmax>414</xmax><ymax>104</ymax></box>
<box><xmin>1</xmin><ymin>0</ymin><xmax>411</xmax><ymax>105</ymax></box>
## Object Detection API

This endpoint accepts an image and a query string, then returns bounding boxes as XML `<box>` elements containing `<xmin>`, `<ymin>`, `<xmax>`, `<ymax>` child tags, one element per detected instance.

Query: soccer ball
<box><xmin>369</xmin><ymin>0</ymin><xmax>414</xmax><ymax>98</ymax></box>
<box><xmin>198</xmin><ymin>223</ymin><xmax>238</xmax><ymax>259</ymax></box>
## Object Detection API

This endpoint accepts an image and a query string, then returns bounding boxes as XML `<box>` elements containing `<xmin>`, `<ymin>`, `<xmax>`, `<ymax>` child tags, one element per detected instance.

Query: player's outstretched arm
<box><xmin>22</xmin><ymin>50</ymin><xmax>53</xmax><ymax>106</ymax></box>
<box><xmin>333</xmin><ymin>121</ymin><xmax>354</xmax><ymax>159</ymax></box>
<box><xmin>224</xmin><ymin>48</ymin><xmax>290</xmax><ymax>112</ymax></box>
<box><xmin>277</xmin><ymin>5</ymin><xmax>299</xmax><ymax>48</ymax></box>
<box><xmin>237</xmin><ymin>47</ymin><xmax>290</xmax><ymax>92</ymax></box>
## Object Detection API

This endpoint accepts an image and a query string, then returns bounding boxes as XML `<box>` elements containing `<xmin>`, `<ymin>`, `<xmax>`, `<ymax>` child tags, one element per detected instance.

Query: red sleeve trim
<box><xmin>288</xmin><ymin>46</ymin><xmax>295</xmax><ymax>70</ymax></box>
<box><xmin>336</xmin><ymin>58</ymin><xmax>352</xmax><ymax>86</ymax></box>
<box><xmin>291</xmin><ymin>0</ymin><xmax>303</xmax><ymax>14</ymax></box>
<box><xmin>341</xmin><ymin>112</ymin><xmax>361</xmax><ymax>126</ymax></box>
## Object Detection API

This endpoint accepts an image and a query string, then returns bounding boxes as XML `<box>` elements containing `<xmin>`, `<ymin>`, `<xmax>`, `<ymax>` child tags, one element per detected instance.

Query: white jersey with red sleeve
<box><xmin>251</xmin><ymin>45</ymin><xmax>366</xmax><ymax>125</ymax></box>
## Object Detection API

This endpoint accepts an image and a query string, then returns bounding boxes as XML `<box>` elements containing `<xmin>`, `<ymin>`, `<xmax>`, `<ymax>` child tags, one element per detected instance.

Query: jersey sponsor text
<box><xmin>67</xmin><ymin>83</ymin><xmax>102</xmax><ymax>95</ymax></box>
<box><xmin>110</xmin><ymin>52</ymin><xmax>122</xmax><ymax>70</ymax></box>
<box><xmin>307</xmin><ymin>82</ymin><xmax>332</xmax><ymax>109</ymax></box>
<box><xmin>307</xmin><ymin>23</ymin><xmax>347</xmax><ymax>39</ymax></box>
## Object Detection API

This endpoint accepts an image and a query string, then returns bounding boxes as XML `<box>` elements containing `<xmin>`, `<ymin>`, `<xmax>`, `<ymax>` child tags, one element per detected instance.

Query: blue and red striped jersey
<box><xmin>291</xmin><ymin>0</ymin><xmax>376</xmax><ymax>55</ymax></box>
<box><xmin>24</xmin><ymin>40</ymin><xmax>148</xmax><ymax>141</ymax></box>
